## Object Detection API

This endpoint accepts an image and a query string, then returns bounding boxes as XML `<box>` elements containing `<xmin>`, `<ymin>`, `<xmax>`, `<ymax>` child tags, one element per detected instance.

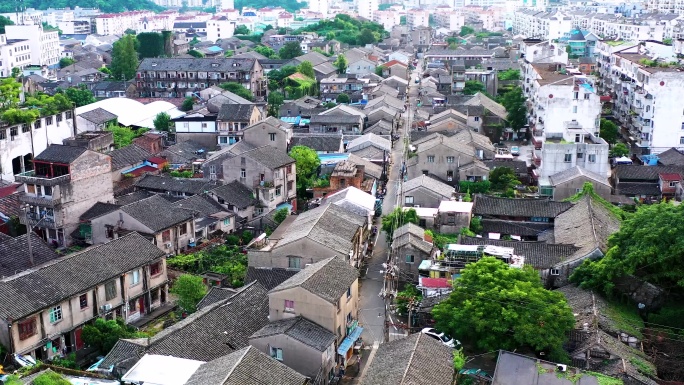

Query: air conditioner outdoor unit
<box><xmin>102</xmin><ymin>304</ymin><xmax>112</xmax><ymax>312</ymax></box>
<box><xmin>165</xmin><ymin>242</ymin><xmax>173</xmax><ymax>248</ymax></box>
<box><xmin>189</xmin><ymin>238</ymin><xmax>196</xmax><ymax>244</ymax></box>
<box><xmin>414</xmin><ymin>205</ymin><xmax>420</xmax><ymax>208</ymax></box>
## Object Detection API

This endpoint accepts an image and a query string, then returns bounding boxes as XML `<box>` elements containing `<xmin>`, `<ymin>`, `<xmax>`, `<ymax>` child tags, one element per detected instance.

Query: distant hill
<box><xmin>0</xmin><ymin>0</ymin><xmax>163</xmax><ymax>14</ymax></box>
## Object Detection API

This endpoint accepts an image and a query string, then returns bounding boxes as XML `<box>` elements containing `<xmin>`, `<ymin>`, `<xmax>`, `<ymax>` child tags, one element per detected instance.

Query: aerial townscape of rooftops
<box><xmin>0</xmin><ymin>0</ymin><xmax>682</xmax><ymax>383</ymax></box>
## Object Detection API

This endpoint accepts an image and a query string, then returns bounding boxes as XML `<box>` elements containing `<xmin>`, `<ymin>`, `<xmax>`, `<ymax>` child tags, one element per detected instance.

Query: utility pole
<box><xmin>21</xmin><ymin>204</ymin><xmax>34</xmax><ymax>266</ymax></box>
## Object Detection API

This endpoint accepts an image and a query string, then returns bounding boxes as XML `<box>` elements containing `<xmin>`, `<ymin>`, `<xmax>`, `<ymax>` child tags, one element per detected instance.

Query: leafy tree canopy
<box><xmin>153</xmin><ymin>112</ymin><xmax>171</xmax><ymax>132</ymax></box>
<box><xmin>600</xmin><ymin>119</ymin><xmax>619</xmax><ymax>145</ymax></box>
<box><xmin>167</xmin><ymin>245</ymin><xmax>247</xmax><ymax>288</ymax></box>
<box><xmin>33</xmin><ymin>371</ymin><xmax>71</xmax><ymax>385</ymax></box>
<box><xmin>219</xmin><ymin>82</ymin><xmax>254</xmax><ymax>101</ymax></box>
<box><xmin>274</xmin><ymin>207</ymin><xmax>289</xmax><ymax>224</ymax></box>
<box><xmin>297</xmin><ymin>61</ymin><xmax>315</xmax><ymax>80</ymax></box>
<box><xmin>433</xmin><ymin>257</ymin><xmax>574</xmax><ymax>356</ymax></box>
<box><xmin>187</xmin><ymin>49</ymin><xmax>205</xmax><ymax>58</ymax></box>
<box><xmin>0</xmin><ymin>0</ymin><xmax>163</xmax><ymax>13</ymax></box>
<box><xmin>63</xmin><ymin>85</ymin><xmax>96</xmax><ymax>107</ymax></box>
<box><xmin>235</xmin><ymin>0</ymin><xmax>306</xmax><ymax>13</ymax></box>
<box><xmin>463</xmin><ymin>80</ymin><xmax>486</xmax><ymax>95</ymax></box>
<box><xmin>254</xmin><ymin>45</ymin><xmax>279</xmax><ymax>59</ymax></box>
<box><xmin>610</xmin><ymin>142</ymin><xmax>629</xmax><ymax>158</ymax></box>
<box><xmin>571</xmin><ymin>201</ymin><xmax>684</xmax><ymax>295</ymax></box>
<box><xmin>489</xmin><ymin>167</ymin><xmax>520</xmax><ymax>191</ymax></box>
<box><xmin>334</xmin><ymin>54</ymin><xmax>348</xmax><ymax>74</ymax></box>
<box><xmin>382</xmin><ymin>207</ymin><xmax>419</xmax><ymax>240</ymax></box>
<box><xmin>499</xmin><ymin>86</ymin><xmax>527</xmax><ymax>131</ymax></box>
<box><xmin>171</xmin><ymin>274</ymin><xmax>207</xmax><ymax>314</ymax></box>
<box><xmin>459</xmin><ymin>25</ymin><xmax>475</xmax><ymax>36</ymax></box>
<box><xmin>234</xmin><ymin>25</ymin><xmax>251</xmax><ymax>35</ymax></box>
<box><xmin>0</xmin><ymin>15</ymin><xmax>14</xmax><ymax>34</ymax></box>
<box><xmin>294</xmin><ymin>14</ymin><xmax>386</xmax><ymax>47</ymax></box>
<box><xmin>498</xmin><ymin>69</ymin><xmax>521</xmax><ymax>81</ymax></box>
<box><xmin>110</xmin><ymin>34</ymin><xmax>138</xmax><ymax>81</ymax></box>
<box><xmin>59</xmin><ymin>57</ymin><xmax>76</xmax><ymax>68</ymax></box>
<box><xmin>336</xmin><ymin>93</ymin><xmax>350</xmax><ymax>104</ymax></box>
<box><xmin>289</xmin><ymin>145</ymin><xmax>320</xmax><ymax>194</ymax></box>
<box><xmin>279</xmin><ymin>41</ymin><xmax>304</xmax><ymax>60</ymax></box>
<box><xmin>82</xmin><ymin>318</ymin><xmax>146</xmax><ymax>353</ymax></box>
<box><xmin>181</xmin><ymin>97</ymin><xmax>195</xmax><ymax>112</ymax></box>
<box><xmin>136</xmin><ymin>32</ymin><xmax>166</xmax><ymax>58</ymax></box>
<box><xmin>0</xmin><ymin>77</ymin><xmax>22</xmax><ymax>111</ymax></box>
<box><xmin>106</xmin><ymin>123</ymin><xmax>148</xmax><ymax>148</ymax></box>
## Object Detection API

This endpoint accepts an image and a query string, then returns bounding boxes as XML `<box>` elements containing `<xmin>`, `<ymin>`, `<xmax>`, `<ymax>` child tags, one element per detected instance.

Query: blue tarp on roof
<box><xmin>207</xmin><ymin>46</ymin><xmax>223</xmax><ymax>52</ymax></box>
<box><xmin>337</xmin><ymin>326</ymin><xmax>364</xmax><ymax>355</ymax></box>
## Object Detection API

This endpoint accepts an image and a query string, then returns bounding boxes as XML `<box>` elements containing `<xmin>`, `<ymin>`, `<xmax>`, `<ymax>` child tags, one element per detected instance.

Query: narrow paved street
<box><xmin>358</xmin><ymin>61</ymin><xmax>422</xmax><ymax>345</ymax></box>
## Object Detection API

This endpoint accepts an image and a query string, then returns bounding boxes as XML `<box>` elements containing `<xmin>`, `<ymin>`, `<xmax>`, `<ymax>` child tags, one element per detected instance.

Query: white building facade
<box><xmin>5</xmin><ymin>24</ymin><xmax>61</xmax><ymax>68</ymax></box>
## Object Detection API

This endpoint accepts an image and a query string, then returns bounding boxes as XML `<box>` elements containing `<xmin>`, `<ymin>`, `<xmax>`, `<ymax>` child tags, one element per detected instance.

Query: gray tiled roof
<box><xmin>209</xmin><ymin>180</ymin><xmax>257</xmax><ymax>209</ymax></box>
<box><xmin>244</xmin><ymin>266</ymin><xmax>298</xmax><ymax>291</ymax></box>
<box><xmin>98</xmin><ymin>338</ymin><xmax>149</xmax><ymax>370</ymax></box>
<box><xmin>160</xmin><ymin>140</ymin><xmax>208</xmax><ymax>164</ymax></box>
<box><xmin>0</xmin><ymin>233</ymin><xmax>60</xmax><ymax>278</ymax></box>
<box><xmin>121</xmin><ymin>195</ymin><xmax>193</xmax><ymax>233</ymax></box>
<box><xmin>392</xmin><ymin>223</ymin><xmax>433</xmax><ymax>254</ymax></box>
<box><xmin>145</xmin><ymin>282</ymin><xmax>269</xmax><ymax>362</ymax></box>
<box><xmin>80</xmin><ymin>202</ymin><xmax>121</xmax><ymax>221</ymax></box>
<box><xmin>614</xmin><ymin>164</ymin><xmax>684</xmax><ymax>181</ymax></box>
<box><xmin>115</xmin><ymin>190</ymin><xmax>155</xmax><ymax>205</ymax></box>
<box><xmin>0</xmin><ymin>233</ymin><xmax>165</xmax><ymax>320</ymax></box>
<box><xmin>347</xmin><ymin>154</ymin><xmax>383</xmax><ymax>179</ymax></box>
<box><xmin>492</xmin><ymin>350</ymin><xmax>601</xmax><ymax>385</ymax></box>
<box><xmin>480</xmin><ymin>219</ymin><xmax>552</xmax><ymax>237</ymax></box>
<box><xmin>138</xmin><ymin>57</ymin><xmax>256</xmax><ymax>72</ymax></box>
<box><xmin>196</xmin><ymin>287</ymin><xmax>237</xmax><ymax>310</ymax></box>
<box><xmin>185</xmin><ymin>346</ymin><xmax>308</xmax><ymax>385</ymax></box>
<box><xmin>290</xmin><ymin>135</ymin><xmax>342</xmax><ymax>152</ymax></box>
<box><xmin>483</xmin><ymin>160</ymin><xmax>528</xmax><ymax>175</ymax></box>
<box><xmin>553</xmin><ymin>194</ymin><xmax>620</xmax><ymax>261</ymax></box>
<box><xmin>361</xmin><ymin>333</ymin><xmax>454</xmax><ymax>385</ymax></box>
<box><xmin>173</xmin><ymin>194</ymin><xmax>228</xmax><ymax>217</ymax></box>
<box><xmin>79</xmin><ymin>107</ymin><xmax>117</xmax><ymax>124</ymax></box>
<box><xmin>217</xmin><ymin>104</ymin><xmax>256</xmax><ymax>122</ymax></box>
<box><xmin>242</xmin><ymin>145</ymin><xmax>295</xmax><ymax>169</ymax></box>
<box><xmin>548</xmin><ymin>166</ymin><xmax>609</xmax><ymax>187</ymax></box>
<box><xmin>656</xmin><ymin>148</ymin><xmax>684</xmax><ymax>166</ymax></box>
<box><xmin>403</xmin><ymin>175</ymin><xmax>454</xmax><ymax>200</ymax></box>
<box><xmin>616</xmin><ymin>182</ymin><xmax>661</xmax><ymax>196</ymax></box>
<box><xmin>310</xmin><ymin>113</ymin><xmax>363</xmax><ymax>124</ymax></box>
<box><xmin>34</xmin><ymin>145</ymin><xmax>87</xmax><ymax>164</ymax></box>
<box><xmin>135</xmin><ymin>174</ymin><xmax>218</xmax><ymax>195</ymax></box>
<box><xmin>473</xmin><ymin>195</ymin><xmax>573</xmax><ymax>218</ymax></box>
<box><xmin>270</xmin><ymin>256</ymin><xmax>358</xmax><ymax>304</ymax></box>
<box><xmin>459</xmin><ymin>236</ymin><xmax>579</xmax><ymax>269</ymax></box>
<box><xmin>110</xmin><ymin>144</ymin><xmax>153</xmax><ymax>170</ymax></box>
<box><xmin>250</xmin><ymin>316</ymin><xmax>335</xmax><ymax>352</ymax></box>
<box><xmin>276</xmin><ymin>203</ymin><xmax>365</xmax><ymax>257</ymax></box>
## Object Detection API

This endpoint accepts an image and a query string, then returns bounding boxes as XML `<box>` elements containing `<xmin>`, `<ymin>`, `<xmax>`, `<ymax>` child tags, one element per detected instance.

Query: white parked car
<box><xmin>421</xmin><ymin>328</ymin><xmax>461</xmax><ymax>349</ymax></box>
<box><xmin>510</xmin><ymin>146</ymin><xmax>520</xmax><ymax>156</ymax></box>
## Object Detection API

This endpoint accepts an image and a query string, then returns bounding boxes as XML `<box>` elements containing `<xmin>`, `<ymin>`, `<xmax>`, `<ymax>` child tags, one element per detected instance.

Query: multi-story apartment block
<box><xmin>136</xmin><ymin>58</ymin><xmax>266</xmax><ymax>100</ymax></box>
<box><xmin>436</xmin><ymin>11</ymin><xmax>466</xmax><ymax>32</ymax></box>
<box><xmin>596</xmin><ymin>40</ymin><xmax>684</xmax><ymax>152</ymax></box>
<box><xmin>0</xmin><ymin>110</ymin><xmax>76</xmax><ymax>182</ymax></box>
<box><xmin>0</xmin><ymin>233</ymin><xmax>168</xmax><ymax>360</ymax></box>
<box><xmin>355</xmin><ymin>0</ymin><xmax>377</xmax><ymax>20</ymax></box>
<box><xmin>513</xmin><ymin>9</ymin><xmax>573</xmax><ymax>40</ymax></box>
<box><xmin>647</xmin><ymin>0</ymin><xmax>684</xmax><ymax>15</ymax></box>
<box><xmin>522</xmin><ymin>62</ymin><xmax>602</xmax><ymax>149</ymax></box>
<box><xmin>0</xmin><ymin>35</ymin><xmax>32</xmax><ymax>77</ymax></box>
<box><xmin>95</xmin><ymin>11</ymin><xmax>155</xmax><ymax>36</ymax></box>
<box><xmin>373</xmin><ymin>11</ymin><xmax>401</xmax><ymax>31</ymax></box>
<box><xmin>206</xmin><ymin>16</ymin><xmax>235</xmax><ymax>42</ymax></box>
<box><xmin>407</xmin><ymin>9</ymin><xmax>430</xmax><ymax>29</ymax></box>
<box><xmin>15</xmin><ymin>144</ymin><xmax>114</xmax><ymax>248</ymax></box>
<box><xmin>5</xmin><ymin>24</ymin><xmax>61</xmax><ymax>68</ymax></box>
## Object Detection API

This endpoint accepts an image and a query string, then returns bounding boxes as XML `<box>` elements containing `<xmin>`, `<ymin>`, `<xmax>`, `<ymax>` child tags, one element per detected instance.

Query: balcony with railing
<box><xmin>19</xmin><ymin>211</ymin><xmax>62</xmax><ymax>229</ymax></box>
<box><xmin>19</xmin><ymin>192</ymin><xmax>61</xmax><ymax>207</ymax></box>
<box><xmin>15</xmin><ymin>170</ymin><xmax>71</xmax><ymax>186</ymax></box>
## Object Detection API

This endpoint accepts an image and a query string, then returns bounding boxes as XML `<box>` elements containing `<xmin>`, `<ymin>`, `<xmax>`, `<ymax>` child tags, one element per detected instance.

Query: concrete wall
<box><xmin>176</xmin><ymin>132</ymin><xmax>219</xmax><ymax>149</ymax></box>
<box><xmin>649</xmin><ymin>72</ymin><xmax>684</xmax><ymax>151</ymax></box>
<box><xmin>249</xmin><ymin>334</ymin><xmax>331</xmax><ymax>379</ymax></box>
<box><xmin>248</xmin><ymin>238</ymin><xmax>340</xmax><ymax>269</ymax></box>
<box><xmin>403</xmin><ymin>186</ymin><xmax>451</xmax><ymax>208</ymax></box>
<box><xmin>242</xmin><ymin>124</ymin><xmax>290</xmax><ymax>153</ymax></box>
<box><xmin>407</xmin><ymin>144</ymin><xmax>478</xmax><ymax>184</ymax></box>
<box><xmin>540</xmin><ymin>141</ymin><xmax>609</xmax><ymax>178</ymax></box>
<box><xmin>396</xmin><ymin>246</ymin><xmax>430</xmax><ymax>283</ymax></box>
<box><xmin>269</xmin><ymin>280</ymin><xmax>359</xmax><ymax>341</ymax></box>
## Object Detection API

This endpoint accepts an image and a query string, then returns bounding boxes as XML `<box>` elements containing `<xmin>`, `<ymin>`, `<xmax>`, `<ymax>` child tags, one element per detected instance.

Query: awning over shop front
<box><xmin>337</xmin><ymin>326</ymin><xmax>364</xmax><ymax>355</ymax></box>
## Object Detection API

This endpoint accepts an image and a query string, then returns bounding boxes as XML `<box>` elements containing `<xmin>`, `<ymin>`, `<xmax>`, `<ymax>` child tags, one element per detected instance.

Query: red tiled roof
<box><xmin>127</xmin><ymin>166</ymin><xmax>158</xmax><ymax>177</ymax></box>
<box><xmin>0</xmin><ymin>184</ymin><xmax>20</xmax><ymax>199</ymax></box>
<box><xmin>421</xmin><ymin>278</ymin><xmax>451</xmax><ymax>289</ymax></box>
<box><xmin>659</xmin><ymin>173</ymin><xmax>682</xmax><ymax>181</ymax></box>
<box><xmin>148</xmin><ymin>157</ymin><xmax>168</xmax><ymax>165</ymax></box>
<box><xmin>383</xmin><ymin>59</ymin><xmax>408</xmax><ymax>68</ymax></box>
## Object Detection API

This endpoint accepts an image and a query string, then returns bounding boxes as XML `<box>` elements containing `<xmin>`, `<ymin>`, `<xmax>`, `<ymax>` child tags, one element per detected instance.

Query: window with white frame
<box><xmin>550</xmin><ymin>269</ymin><xmax>560</xmax><ymax>276</ymax></box>
<box><xmin>130</xmin><ymin>270</ymin><xmax>141</xmax><ymax>286</ymax></box>
<box><xmin>446</xmin><ymin>156</ymin><xmax>454</xmax><ymax>163</ymax></box>
<box><xmin>284</xmin><ymin>300</ymin><xmax>295</xmax><ymax>312</ymax></box>
<box><xmin>427</xmin><ymin>155</ymin><xmax>435</xmax><ymax>163</ymax></box>
<box><xmin>564</xmin><ymin>154</ymin><xmax>572</xmax><ymax>162</ymax></box>
<box><xmin>405</xmin><ymin>196</ymin><xmax>414</xmax><ymax>204</ymax></box>
<box><xmin>588</xmin><ymin>154</ymin><xmax>596</xmax><ymax>163</ymax></box>
<box><xmin>270</xmin><ymin>346</ymin><xmax>283</xmax><ymax>361</ymax></box>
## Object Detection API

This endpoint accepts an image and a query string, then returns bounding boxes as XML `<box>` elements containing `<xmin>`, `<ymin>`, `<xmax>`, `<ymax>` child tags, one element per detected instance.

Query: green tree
<box><xmin>459</xmin><ymin>25</ymin><xmax>475</xmax><ymax>36</ymax></box>
<box><xmin>334</xmin><ymin>54</ymin><xmax>348</xmax><ymax>74</ymax></box>
<box><xmin>336</xmin><ymin>93</ymin><xmax>350</xmax><ymax>104</ymax></box>
<box><xmin>100</xmin><ymin>66</ymin><xmax>112</xmax><ymax>77</ymax></box>
<box><xmin>446</xmin><ymin>36</ymin><xmax>459</xmax><ymax>49</ymax></box>
<box><xmin>64</xmin><ymin>85</ymin><xmax>96</xmax><ymax>107</ymax></box>
<box><xmin>433</xmin><ymin>257</ymin><xmax>574</xmax><ymax>354</ymax></box>
<box><xmin>289</xmin><ymin>145</ymin><xmax>321</xmax><ymax>195</ymax></box>
<box><xmin>499</xmin><ymin>87</ymin><xmax>527</xmax><ymax>131</ymax></box>
<box><xmin>153</xmin><ymin>112</ymin><xmax>171</xmax><ymax>132</ymax></box>
<box><xmin>136</xmin><ymin>32</ymin><xmax>165</xmax><ymax>58</ymax></box>
<box><xmin>357</xmin><ymin>28</ymin><xmax>376</xmax><ymax>45</ymax></box>
<box><xmin>497</xmin><ymin>69</ymin><xmax>521</xmax><ymax>81</ymax></box>
<box><xmin>274</xmin><ymin>207</ymin><xmax>289</xmax><ymax>224</ymax></box>
<box><xmin>171</xmin><ymin>274</ymin><xmax>207</xmax><ymax>314</ymax></box>
<box><xmin>571</xmin><ymin>202</ymin><xmax>684</xmax><ymax>295</ymax></box>
<box><xmin>490</xmin><ymin>167</ymin><xmax>520</xmax><ymax>191</ymax></box>
<box><xmin>600</xmin><ymin>119</ymin><xmax>619</xmax><ymax>144</ymax></box>
<box><xmin>279</xmin><ymin>41</ymin><xmax>304</xmax><ymax>59</ymax></box>
<box><xmin>225</xmin><ymin>50</ymin><xmax>234</xmax><ymax>58</ymax></box>
<box><xmin>234</xmin><ymin>25</ymin><xmax>251</xmax><ymax>35</ymax></box>
<box><xmin>382</xmin><ymin>207</ymin><xmax>419</xmax><ymax>240</ymax></box>
<box><xmin>267</xmin><ymin>91</ymin><xmax>284</xmax><ymax>117</ymax></box>
<box><xmin>106</xmin><ymin>123</ymin><xmax>147</xmax><ymax>148</ymax></box>
<box><xmin>254</xmin><ymin>45</ymin><xmax>278</xmax><ymax>59</ymax></box>
<box><xmin>0</xmin><ymin>77</ymin><xmax>21</xmax><ymax>111</ymax></box>
<box><xmin>82</xmin><ymin>318</ymin><xmax>145</xmax><ymax>353</ymax></box>
<box><xmin>463</xmin><ymin>80</ymin><xmax>486</xmax><ymax>95</ymax></box>
<box><xmin>219</xmin><ymin>82</ymin><xmax>254</xmax><ymax>101</ymax></box>
<box><xmin>181</xmin><ymin>96</ymin><xmax>195</xmax><ymax>111</ymax></box>
<box><xmin>1</xmin><ymin>108</ymin><xmax>39</xmax><ymax>125</ymax></box>
<box><xmin>111</xmin><ymin>34</ymin><xmax>138</xmax><ymax>81</ymax></box>
<box><xmin>610</xmin><ymin>142</ymin><xmax>629</xmax><ymax>158</ymax></box>
<box><xmin>187</xmin><ymin>49</ymin><xmax>205</xmax><ymax>58</ymax></box>
<box><xmin>400</xmin><ymin>16</ymin><xmax>406</xmax><ymax>25</ymax></box>
<box><xmin>453</xmin><ymin>350</ymin><xmax>466</xmax><ymax>371</ymax></box>
<box><xmin>125</xmin><ymin>28</ymin><xmax>137</xmax><ymax>35</ymax></box>
<box><xmin>297</xmin><ymin>61</ymin><xmax>315</xmax><ymax>79</ymax></box>
<box><xmin>59</xmin><ymin>57</ymin><xmax>76</xmax><ymax>68</ymax></box>
<box><xmin>0</xmin><ymin>15</ymin><xmax>14</xmax><ymax>34</ymax></box>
